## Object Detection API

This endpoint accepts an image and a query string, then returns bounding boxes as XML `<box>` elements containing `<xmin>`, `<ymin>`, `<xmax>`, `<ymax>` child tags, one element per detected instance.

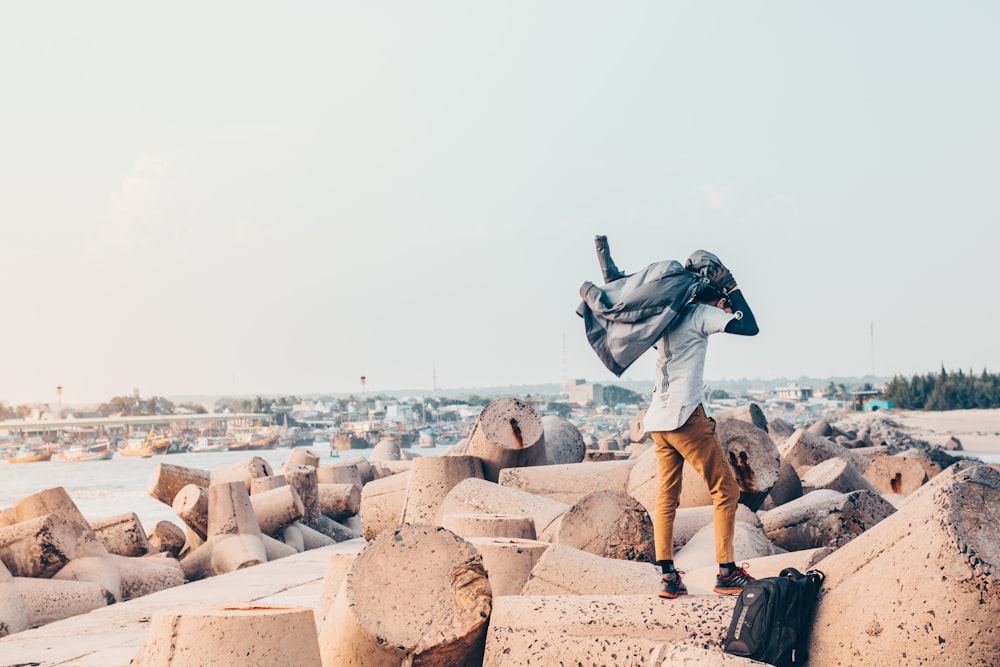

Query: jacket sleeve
<box><xmin>723</xmin><ymin>289</ymin><xmax>759</xmax><ymax>336</ymax></box>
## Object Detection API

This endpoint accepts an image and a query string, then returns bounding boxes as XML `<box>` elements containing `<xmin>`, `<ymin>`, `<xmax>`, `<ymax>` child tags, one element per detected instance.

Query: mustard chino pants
<box><xmin>651</xmin><ymin>404</ymin><xmax>740</xmax><ymax>564</ymax></box>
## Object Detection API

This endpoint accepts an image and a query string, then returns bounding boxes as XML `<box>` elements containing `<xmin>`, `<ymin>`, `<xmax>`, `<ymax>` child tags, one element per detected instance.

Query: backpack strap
<box><xmin>779</xmin><ymin>567</ymin><xmax>803</xmax><ymax>579</ymax></box>
<box><xmin>805</xmin><ymin>569</ymin><xmax>826</xmax><ymax>585</ymax></box>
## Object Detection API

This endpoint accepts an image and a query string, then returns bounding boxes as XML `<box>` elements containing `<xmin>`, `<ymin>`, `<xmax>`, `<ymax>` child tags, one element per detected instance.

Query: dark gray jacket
<box><xmin>577</xmin><ymin>260</ymin><xmax>708</xmax><ymax>377</ymax></box>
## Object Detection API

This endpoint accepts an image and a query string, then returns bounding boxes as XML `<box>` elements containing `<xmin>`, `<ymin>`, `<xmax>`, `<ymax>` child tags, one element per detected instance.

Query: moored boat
<box><xmin>55</xmin><ymin>440</ymin><xmax>115</xmax><ymax>462</ymax></box>
<box><xmin>189</xmin><ymin>436</ymin><xmax>231</xmax><ymax>453</ymax></box>
<box><xmin>118</xmin><ymin>428</ymin><xmax>171</xmax><ymax>457</ymax></box>
<box><xmin>3</xmin><ymin>445</ymin><xmax>53</xmax><ymax>464</ymax></box>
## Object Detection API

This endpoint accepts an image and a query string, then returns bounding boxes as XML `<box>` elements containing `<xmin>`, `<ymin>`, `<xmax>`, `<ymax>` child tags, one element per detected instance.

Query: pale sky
<box><xmin>1</xmin><ymin>2</ymin><xmax>997</xmax><ymax>405</ymax></box>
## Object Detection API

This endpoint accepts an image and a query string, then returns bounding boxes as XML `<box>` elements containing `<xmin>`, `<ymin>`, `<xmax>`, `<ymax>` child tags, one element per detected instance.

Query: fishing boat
<box><xmin>118</xmin><ymin>428</ymin><xmax>171</xmax><ymax>457</ymax></box>
<box><xmin>227</xmin><ymin>426</ymin><xmax>279</xmax><ymax>451</ymax></box>
<box><xmin>3</xmin><ymin>444</ymin><xmax>53</xmax><ymax>463</ymax></box>
<box><xmin>55</xmin><ymin>440</ymin><xmax>115</xmax><ymax>462</ymax></box>
<box><xmin>189</xmin><ymin>436</ymin><xmax>231</xmax><ymax>453</ymax></box>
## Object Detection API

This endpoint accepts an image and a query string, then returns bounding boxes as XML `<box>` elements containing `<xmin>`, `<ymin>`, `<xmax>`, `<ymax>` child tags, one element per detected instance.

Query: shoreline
<box><xmin>838</xmin><ymin>407</ymin><xmax>1000</xmax><ymax>455</ymax></box>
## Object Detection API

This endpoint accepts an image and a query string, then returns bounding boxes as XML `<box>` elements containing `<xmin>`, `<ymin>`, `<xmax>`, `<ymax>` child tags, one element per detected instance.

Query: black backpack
<box><xmin>722</xmin><ymin>567</ymin><xmax>825</xmax><ymax>666</ymax></box>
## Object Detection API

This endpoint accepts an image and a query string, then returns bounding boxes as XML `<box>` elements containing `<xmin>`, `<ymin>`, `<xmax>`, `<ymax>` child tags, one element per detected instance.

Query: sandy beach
<box><xmin>841</xmin><ymin>407</ymin><xmax>1000</xmax><ymax>454</ymax></box>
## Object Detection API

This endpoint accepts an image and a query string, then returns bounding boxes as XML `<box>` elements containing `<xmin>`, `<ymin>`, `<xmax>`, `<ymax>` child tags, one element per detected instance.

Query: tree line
<box><xmin>883</xmin><ymin>367</ymin><xmax>1000</xmax><ymax>410</ymax></box>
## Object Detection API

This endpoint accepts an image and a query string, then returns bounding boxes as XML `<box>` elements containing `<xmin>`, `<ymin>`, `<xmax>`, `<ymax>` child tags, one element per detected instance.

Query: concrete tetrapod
<box><xmin>800</xmin><ymin>456</ymin><xmax>878</xmax><ymax>495</ymax></box>
<box><xmin>440</xmin><ymin>513</ymin><xmax>537</xmax><ymax>540</ymax></box>
<box><xmin>0</xmin><ymin>513</ymin><xmax>79</xmax><ymax>578</ymax></box>
<box><xmin>90</xmin><ymin>512</ymin><xmax>155</xmax><ymax>557</ymax></box>
<box><xmin>314</xmin><ymin>551</ymin><xmax>360</xmax><ymax>629</ymax></box>
<box><xmin>399</xmin><ymin>455</ymin><xmax>484</xmax><ymax>525</ymax></box>
<box><xmin>809</xmin><ymin>463</ymin><xmax>1000</xmax><ymax>665</ymax></box>
<box><xmin>438</xmin><ymin>477</ymin><xmax>569</xmax><ymax>542</ymax></box>
<box><xmin>482</xmin><ymin>594</ymin><xmax>736</xmax><ymax>667</ymax></box>
<box><xmin>318</xmin><ymin>524</ymin><xmax>492</xmax><ymax>667</ymax></box>
<box><xmin>180</xmin><ymin>481</ymin><xmax>267</xmax><ymax>580</ymax></box>
<box><xmin>520</xmin><ymin>542</ymin><xmax>660</xmax><ymax>596</ymax></box>
<box><xmin>779</xmin><ymin>428</ymin><xmax>872</xmax><ymax>476</ymax></box>
<box><xmin>862</xmin><ymin>454</ymin><xmax>930</xmax><ymax>495</ymax></box>
<box><xmin>209</xmin><ymin>456</ymin><xmax>274</xmax><ymax>492</ymax></box>
<box><xmin>359</xmin><ymin>469</ymin><xmax>411</xmax><ymax>540</ymax></box>
<box><xmin>131</xmin><ymin>605</ymin><xmax>322</xmax><ymax>667</ymax></box>
<box><xmin>760</xmin><ymin>488</ymin><xmax>897</xmax><ymax>551</ymax></box>
<box><xmin>547</xmin><ymin>490</ymin><xmax>654</xmax><ymax>562</ymax></box>
<box><xmin>541</xmin><ymin>414</ymin><xmax>587</xmax><ymax>464</ymax></box>
<box><xmin>465</xmin><ymin>537</ymin><xmax>549</xmax><ymax>596</ymax></box>
<box><xmin>147</xmin><ymin>520</ymin><xmax>185</xmax><ymax>558</ymax></box>
<box><xmin>498</xmin><ymin>458</ymin><xmax>637</xmax><ymax>505</ymax></box>
<box><xmin>458</xmin><ymin>397</ymin><xmax>546</xmax><ymax>482</ymax></box>
<box><xmin>0</xmin><ymin>562</ymin><xmax>30</xmax><ymax>637</ymax></box>
<box><xmin>284</xmin><ymin>464</ymin><xmax>359</xmax><ymax>542</ymax></box>
<box><xmin>146</xmin><ymin>462</ymin><xmax>211</xmax><ymax>507</ymax></box>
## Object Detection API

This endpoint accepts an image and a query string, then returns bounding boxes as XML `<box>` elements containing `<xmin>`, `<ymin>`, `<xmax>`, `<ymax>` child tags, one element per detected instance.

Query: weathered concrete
<box><xmin>482</xmin><ymin>594</ymin><xmax>736</xmax><ymax>667</ymax></box>
<box><xmin>0</xmin><ymin>513</ymin><xmax>79</xmax><ymax>578</ymax></box>
<box><xmin>760</xmin><ymin>457</ymin><xmax>803</xmax><ymax>510</ymax></box>
<box><xmin>172</xmin><ymin>484</ymin><xmax>209</xmax><ymax>539</ymax></box>
<box><xmin>399</xmin><ymin>455</ymin><xmax>484</xmax><ymax>525</ymax></box>
<box><xmin>0</xmin><ymin>566</ymin><xmax>30</xmax><ymax>637</ymax></box>
<box><xmin>810</xmin><ymin>464</ymin><xmax>1000</xmax><ymax>665</ymax></box>
<box><xmin>440</xmin><ymin>513</ymin><xmax>537</xmax><ymax>540</ymax></box>
<box><xmin>209</xmin><ymin>456</ymin><xmax>274</xmax><ymax>492</ymax></box>
<box><xmin>12</xmin><ymin>576</ymin><xmax>115</xmax><ymax>628</ymax></box>
<box><xmin>548</xmin><ymin>490</ymin><xmax>654</xmax><ymax>562</ymax></box>
<box><xmin>14</xmin><ymin>487</ymin><xmax>109</xmax><ymax>557</ymax></box>
<box><xmin>314</xmin><ymin>552</ymin><xmax>356</xmax><ymax>629</ymax></box>
<box><xmin>131</xmin><ymin>605</ymin><xmax>322</xmax><ymax>666</ymax></box>
<box><xmin>466</xmin><ymin>537</ymin><xmax>549</xmax><ymax>596</ymax></box>
<box><xmin>760</xmin><ymin>489</ymin><xmax>897</xmax><ymax>551</ymax></box>
<box><xmin>498</xmin><ymin>459</ymin><xmax>636</xmax><ymax>505</ymax></box>
<box><xmin>649</xmin><ymin>642</ymin><xmax>770</xmax><ymax>666</ymax></box>
<box><xmin>317</xmin><ymin>483</ymin><xmax>361</xmax><ymax>522</ymax></box>
<box><xmin>91</xmin><ymin>513</ymin><xmax>155</xmax><ymax>558</ymax></box>
<box><xmin>285</xmin><ymin>448</ymin><xmax>321</xmax><ymax>469</ymax></box>
<box><xmin>862</xmin><ymin>454</ymin><xmax>930</xmax><ymax>495</ymax></box>
<box><xmin>438</xmin><ymin>478</ymin><xmax>569</xmax><ymax>542</ymax></box>
<box><xmin>358</xmin><ymin>470</ymin><xmax>410</xmax><ymax>541</ymax></box>
<box><xmin>800</xmin><ymin>456</ymin><xmax>878</xmax><ymax>495</ymax></box>
<box><xmin>520</xmin><ymin>543</ymin><xmax>660</xmax><ymax>596</ymax></box>
<box><xmin>671</xmin><ymin>504</ymin><xmax>762</xmax><ymax>554</ymax></box>
<box><xmin>249</xmin><ymin>484</ymin><xmax>305</xmax><ymax>536</ymax></box>
<box><xmin>779</xmin><ymin>429</ymin><xmax>872</xmax><ymax>476</ymax></box>
<box><xmin>369</xmin><ymin>437</ymin><xmax>401</xmax><ymax>462</ymax></box>
<box><xmin>674</xmin><ymin>520</ymin><xmax>778</xmax><ymax>573</ymax></box>
<box><xmin>283</xmin><ymin>464</ymin><xmax>358</xmax><ymax>542</ymax></box>
<box><xmin>316</xmin><ymin>462</ymin><xmax>364</xmax><ymax>487</ymax></box>
<box><xmin>0</xmin><ymin>538</ymin><xmax>364</xmax><ymax>665</ymax></box>
<box><xmin>541</xmin><ymin>414</ymin><xmax>587</xmax><ymax>464</ymax></box>
<box><xmin>318</xmin><ymin>525</ymin><xmax>491</xmax><ymax>666</ymax></box>
<box><xmin>145</xmin><ymin>463</ymin><xmax>211</xmax><ymax>507</ymax></box>
<box><xmin>458</xmin><ymin>397</ymin><xmax>547</xmax><ymax>482</ymax></box>
<box><xmin>713</xmin><ymin>403</ymin><xmax>769</xmax><ymax>432</ymax></box>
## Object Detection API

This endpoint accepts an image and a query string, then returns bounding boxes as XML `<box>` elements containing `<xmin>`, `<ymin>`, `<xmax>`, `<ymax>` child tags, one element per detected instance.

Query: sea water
<box><xmin>0</xmin><ymin>444</ymin><xmax>455</xmax><ymax>530</ymax></box>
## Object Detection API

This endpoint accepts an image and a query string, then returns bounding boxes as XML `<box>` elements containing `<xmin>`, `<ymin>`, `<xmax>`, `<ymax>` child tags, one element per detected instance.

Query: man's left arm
<box><xmin>724</xmin><ymin>288</ymin><xmax>759</xmax><ymax>336</ymax></box>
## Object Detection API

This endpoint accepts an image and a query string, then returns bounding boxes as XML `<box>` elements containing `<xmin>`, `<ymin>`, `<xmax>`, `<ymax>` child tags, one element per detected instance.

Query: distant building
<box><xmin>863</xmin><ymin>398</ymin><xmax>895</xmax><ymax>412</ymax></box>
<box><xmin>567</xmin><ymin>379</ymin><xmax>604</xmax><ymax>407</ymax></box>
<box><xmin>775</xmin><ymin>385</ymin><xmax>813</xmax><ymax>402</ymax></box>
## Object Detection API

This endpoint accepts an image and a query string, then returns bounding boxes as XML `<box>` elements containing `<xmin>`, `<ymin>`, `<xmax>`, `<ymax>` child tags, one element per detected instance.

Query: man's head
<box><xmin>692</xmin><ymin>284</ymin><xmax>733</xmax><ymax>312</ymax></box>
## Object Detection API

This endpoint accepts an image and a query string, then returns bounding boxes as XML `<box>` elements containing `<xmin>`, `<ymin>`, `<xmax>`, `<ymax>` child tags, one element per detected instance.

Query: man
<box><xmin>642</xmin><ymin>251</ymin><xmax>759</xmax><ymax>599</ymax></box>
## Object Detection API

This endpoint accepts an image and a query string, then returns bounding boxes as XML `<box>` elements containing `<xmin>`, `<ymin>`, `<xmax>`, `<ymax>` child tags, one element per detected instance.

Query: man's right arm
<box><xmin>724</xmin><ymin>289</ymin><xmax>759</xmax><ymax>336</ymax></box>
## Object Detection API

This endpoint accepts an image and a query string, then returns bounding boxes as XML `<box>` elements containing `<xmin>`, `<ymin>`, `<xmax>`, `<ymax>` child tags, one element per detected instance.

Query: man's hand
<box><xmin>709</xmin><ymin>265</ymin><xmax>738</xmax><ymax>293</ymax></box>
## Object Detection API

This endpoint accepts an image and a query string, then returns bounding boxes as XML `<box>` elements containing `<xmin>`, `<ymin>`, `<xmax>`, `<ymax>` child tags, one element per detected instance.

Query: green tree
<box><xmin>603</xmin><ymin>385</ymin><xmax>644</xmax><ymax>406</ymax></box>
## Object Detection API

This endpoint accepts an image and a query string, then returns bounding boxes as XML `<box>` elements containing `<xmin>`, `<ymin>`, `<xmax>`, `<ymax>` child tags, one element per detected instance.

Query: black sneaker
<box><xmin>714</xmin><ymin>564</ymin><xmax>755</xmax><ymax>595</ymax></box>
<box><xmin>659</xmin><ymin>571</ymin><xmax>688</xmax><ymax>599</ymax></box>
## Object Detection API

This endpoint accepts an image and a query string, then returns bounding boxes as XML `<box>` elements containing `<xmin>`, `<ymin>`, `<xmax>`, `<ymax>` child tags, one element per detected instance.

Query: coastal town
<box><xmin>0</xmin><ymin>378</ymin><xmax>891</xmax><ymax>465</ymax></box>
